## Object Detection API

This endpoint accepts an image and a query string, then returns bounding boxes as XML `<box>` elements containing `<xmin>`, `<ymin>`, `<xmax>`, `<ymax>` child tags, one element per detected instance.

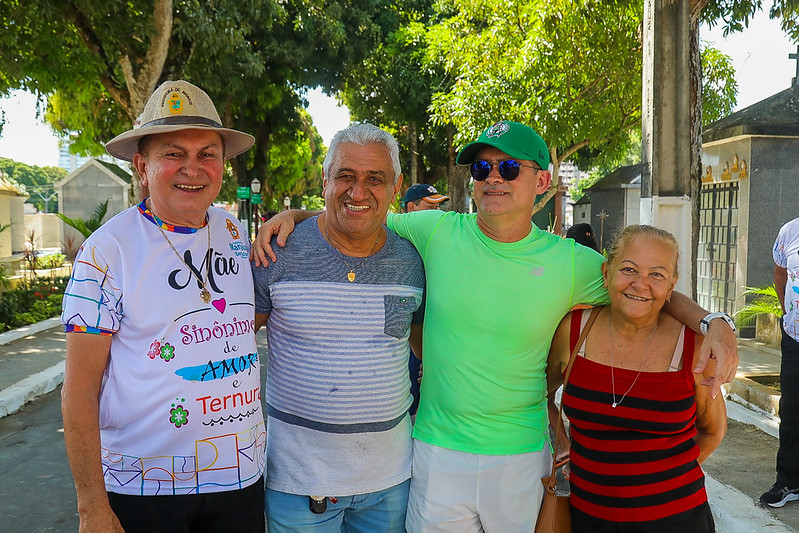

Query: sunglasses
<box><xmin>469</xmin><ymin>160</ymin><xmax>541</xmax><ymax>181</ymax></box>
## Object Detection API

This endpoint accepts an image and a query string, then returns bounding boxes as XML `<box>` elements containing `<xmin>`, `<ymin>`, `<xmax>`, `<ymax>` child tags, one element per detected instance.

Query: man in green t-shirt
<box><xmin>252</xmin><ymin>121</ymin><xmax>739</xmax><ymax>532</ymax></box>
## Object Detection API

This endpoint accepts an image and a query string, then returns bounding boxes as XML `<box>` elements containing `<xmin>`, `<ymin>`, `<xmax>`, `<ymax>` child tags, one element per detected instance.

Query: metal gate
<box><xmin>697</xmin><ymin>182</ymin><xmax>739</xmax><ymax>314</ymax></box>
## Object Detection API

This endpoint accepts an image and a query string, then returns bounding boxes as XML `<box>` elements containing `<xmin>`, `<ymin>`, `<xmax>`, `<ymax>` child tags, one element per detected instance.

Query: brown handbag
<box><xmin>535</xmin><ymin>308</ymin><xmax>598</xmax><ymax>533</ymax></box>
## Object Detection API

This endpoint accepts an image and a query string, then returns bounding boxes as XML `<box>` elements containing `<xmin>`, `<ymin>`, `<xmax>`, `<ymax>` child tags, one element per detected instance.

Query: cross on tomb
<box><xmin>791</xmin><ymin>45</ymin><xmax>799</xmax><ymax>86</ymax></box>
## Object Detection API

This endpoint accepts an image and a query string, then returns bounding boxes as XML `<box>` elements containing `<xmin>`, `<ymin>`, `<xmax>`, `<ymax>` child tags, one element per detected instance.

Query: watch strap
<box><xmin>700</xmin><ymin>312</ymin><xmax>736</xmax><ymax>335</ymax></box>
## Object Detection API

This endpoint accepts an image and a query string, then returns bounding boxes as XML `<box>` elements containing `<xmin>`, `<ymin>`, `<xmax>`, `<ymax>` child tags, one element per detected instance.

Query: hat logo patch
<box><xmin>169</xmin><ymin>92</ymin><xmax>183</xmax><ymax>115</ymax></box>
<box><xmin>485</xmin><ymin>121</ymin><xmax>510</xmax><ymax>138</ymax></box>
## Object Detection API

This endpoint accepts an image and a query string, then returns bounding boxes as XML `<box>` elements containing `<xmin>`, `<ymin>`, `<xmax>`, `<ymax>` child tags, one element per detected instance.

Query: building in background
<box><xmin>55</xmin><ymin>159</ymin><xmax>131</xmax><ymax>247</ymax></box>
<box><xmin>57</xmin><ymin>138</ymin><xmax>126</xmax><ymax>172</ymax></box>
<box><xmin>57</xmin><ymin>142</ymin><xmax>90</xmax><ymax>172</ymax></box>
<box><xmin>575</xmin><ymin>164</ymin><xmax>641</xmax><ymax>252</ymax></box>
<box><xmin>558</xmin><ymin>161</ymin><xmax>589</xmax><ymax>230</ymax></box>
<box><xmin>701</xmin><ymin>82</ymin><xmax>799</xmax><ymax>333</ymax></box>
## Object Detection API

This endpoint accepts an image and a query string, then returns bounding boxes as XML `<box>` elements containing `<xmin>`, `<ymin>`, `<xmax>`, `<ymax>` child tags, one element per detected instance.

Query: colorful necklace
<box><xmin>323</xmin><ymin>225</ymin><xmax>382</xmax><ymax>282</ymax></box>
<box><xmin>608</xmin><ymin>321</ymin><xmax>659</xmax><ymax>408</ymax></box>
<box><xmin>148</xmin><ymin>199</ymin><xmax>212</xmax><ymax>303</ymax></box>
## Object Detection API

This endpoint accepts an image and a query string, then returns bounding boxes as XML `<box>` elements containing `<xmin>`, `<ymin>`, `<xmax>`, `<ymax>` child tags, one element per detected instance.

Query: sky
<box><xmin>0</xmin><ymin>11</ymin><xmax>794</xmax><ymax>169</ymax></box>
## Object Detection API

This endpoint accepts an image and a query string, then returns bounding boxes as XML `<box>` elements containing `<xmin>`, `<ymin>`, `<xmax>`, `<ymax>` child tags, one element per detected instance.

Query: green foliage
<box><xmin>425</xmin><ymin>0</ymin><xmax>643</xmax><ymax>170</ymax></box>
<box><xmin>0</xmin><ymin>277</ymin><xmax>68</xmax><ymax>333</ymax></box>
<box><xmin>57</xmin><ymin>199</ymin><xmax>109</xmax><ymax>238</ymax></box>
<box><xmin>0</xmin><ymin>0</ymin><xmax>393</xmax><ymax>207</ymax></box>
<box><xmin>0</xmin><ymin>264</ymin><xmax>10</xmax><ymax>290</ymax></box>
<box><xmin>300</xmin><ymin>194</ymin><xmax>325</xmax><ymax>211</ymax></box>
<box><xmin>703</xmin><ymin>1</ymin><xmax>799</xmax><ymax>42</ymax></box>
<box><xmin>37</xmin><ymin>253</ymin><xmax>66</xmax><ymax>270</ymax></box>
<box><xmin>0</xmin><ymin>158</ymin><xmax>67</xmax><ymax>212</ymax></box>
<box><xmin>341</xmin><ymin>3</ymin><xmax>453</xmax><ymax>182</ymax></box>
<box><xmin>257</xmin><ymin>111</ymin><xmax>325</xmax><ymax>206</ymax></box>
<box><xmin>733</xmin><ymin>284</ymin><xmax>783</xmax><ymax>328</ymax></box>
<box><xmin>215</xmin><ymin>110</ymin><xmax>325</xmax><ymax>207</ymax></box>
<box><xmin>701</xmin><ymin>44</ymin><xmax>738</xmax><ymax>125</ymax></box>
<box><xmin>571</xmin><ymin>130</ymin><xmax>641</xmax><ymax>202</ymax></box>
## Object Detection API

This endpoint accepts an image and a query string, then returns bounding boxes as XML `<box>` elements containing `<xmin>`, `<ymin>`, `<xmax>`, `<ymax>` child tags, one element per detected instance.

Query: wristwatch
<box><xmin>699</xmin><ymin>312</ymin><xmax>736</xmax><ymax>335</ymax></box>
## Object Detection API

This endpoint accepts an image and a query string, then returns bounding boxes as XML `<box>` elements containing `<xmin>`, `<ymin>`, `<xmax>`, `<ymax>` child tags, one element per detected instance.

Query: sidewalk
<box><xmin>0</xmin><ymin>321</ymin><xmax>794</xmax><ymax>531</ymax></box>
<box><xmin>0</xmin><ymin>318</ymin><xmax>65</xmax><ymax>418</ymax></box>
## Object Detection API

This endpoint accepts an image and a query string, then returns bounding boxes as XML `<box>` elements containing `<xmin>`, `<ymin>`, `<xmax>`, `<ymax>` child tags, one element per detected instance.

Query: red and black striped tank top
<box><xmin>562</xmin><ymin>309</ymin><xmax>707</xmax><ymax>522</ymax></box>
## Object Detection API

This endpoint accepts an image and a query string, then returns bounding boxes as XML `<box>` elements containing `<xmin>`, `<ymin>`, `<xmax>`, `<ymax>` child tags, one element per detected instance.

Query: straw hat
<box><xmin>105</xmin><ymin>80</ymin><xmax>255</xmax><ymax>162</ymax></box>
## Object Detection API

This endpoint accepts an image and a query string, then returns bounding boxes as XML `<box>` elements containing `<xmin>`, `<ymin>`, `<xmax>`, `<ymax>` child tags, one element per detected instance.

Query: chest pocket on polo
<box><xmin>383</xmin><ymin>295</ymin><xmax>418</xmax><ymax>338</ymax></box>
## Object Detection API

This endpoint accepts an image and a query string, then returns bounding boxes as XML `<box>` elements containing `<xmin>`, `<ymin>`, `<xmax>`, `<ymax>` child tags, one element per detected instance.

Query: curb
<box><xmin>738</xmin><ymin>337</ymin><xmax>782</xmax><ymax>357</ymax></box>
<box><xmin>0</xmin><ymin>361</ymin><xmax>65</xmax><ymax>418</ymax></box>
<box><xmin>706</xmin><ymin>474</ymin><xmax>793</xmax><ymax>533</ymax></box>
<box><xmin>727</xmin><ymin>376</ymin><xmax>780</xmax><ymax>418</ymax></box>
<box><xmin>0</xmin><ymin>317</ymin><xmax>64</xmax><ymax>418</ymax></box>
<box><xmin>0</xmin><ymin>317</ymin><xmax>62</xmax><ymax>346</ymax></box>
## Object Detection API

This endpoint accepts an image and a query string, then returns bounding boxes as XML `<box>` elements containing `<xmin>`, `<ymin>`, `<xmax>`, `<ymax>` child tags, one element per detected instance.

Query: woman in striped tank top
<box><xmin>546</xmin><ymin>225</ymin><xmax>727</xmax><ymax>532</ymax></box>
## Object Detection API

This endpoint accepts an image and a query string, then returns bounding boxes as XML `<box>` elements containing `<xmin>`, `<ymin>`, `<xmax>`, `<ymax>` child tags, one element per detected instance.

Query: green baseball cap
<box><xmin>456</xmin><ymin>121</ymin><xmax>550</xmax><ymax>170</ymax></box>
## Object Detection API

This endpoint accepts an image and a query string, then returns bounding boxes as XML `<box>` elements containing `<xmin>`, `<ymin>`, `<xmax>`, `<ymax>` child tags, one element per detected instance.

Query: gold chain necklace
<box><xmin>148</xmin><ymin>199</ymin><xmax>212</xmax><ymax>303</ymax></box>
<box><xmin>323</xmin><ymin>225</ymin><xmax>382</xmax><ymax>282</ymax></box>
<box><xmin>608</xmin><ymin>322</ymin><xmax>658</xmax><ymax>408</ymax></box>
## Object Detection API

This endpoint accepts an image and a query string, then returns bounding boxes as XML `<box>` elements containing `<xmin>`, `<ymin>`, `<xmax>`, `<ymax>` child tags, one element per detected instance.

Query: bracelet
<box><xmin>699</xmin><ymin>312</ymin><xmax>736</xmax><ymax>335</ymax></box>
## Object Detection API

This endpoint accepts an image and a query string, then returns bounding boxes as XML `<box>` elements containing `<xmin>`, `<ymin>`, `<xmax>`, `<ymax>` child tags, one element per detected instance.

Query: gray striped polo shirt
<box><xmin>253</xmin><ymin>216</ymin><xmax>424</xmax><ymax>496</ymax></box>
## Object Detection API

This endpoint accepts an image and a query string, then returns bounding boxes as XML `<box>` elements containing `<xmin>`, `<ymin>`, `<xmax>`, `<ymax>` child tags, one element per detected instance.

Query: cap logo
<box><xmin>168</xmin><ymin>92</ymin><xmax>183</xmax><ymax>115</ymax></box>
<box><xmin>427</xmin><ymin>186</ymin><xmax>436</xmax><ymax>193</ymax></box>
<box><xmin>485</xmin><ymin>121</ymin><xmax>510</xmax><ymax>138</ymax></box>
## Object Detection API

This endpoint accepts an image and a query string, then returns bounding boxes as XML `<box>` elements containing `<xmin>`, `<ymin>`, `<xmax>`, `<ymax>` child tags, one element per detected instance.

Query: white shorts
<box><xmin>406</xmin><ymin>440</ymin><xmax>551</xmax><ymax>533</ymax></box>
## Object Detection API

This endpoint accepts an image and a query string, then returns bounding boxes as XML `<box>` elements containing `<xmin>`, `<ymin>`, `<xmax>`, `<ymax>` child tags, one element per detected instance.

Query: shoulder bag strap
<box><xmin>546</xmin><ymin>307</ymin><xmax>600</xmax><ymax>489</ymax></box>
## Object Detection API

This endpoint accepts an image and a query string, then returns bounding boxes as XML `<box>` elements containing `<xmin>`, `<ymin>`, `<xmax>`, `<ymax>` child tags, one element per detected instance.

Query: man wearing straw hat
<box><xmin>61</xmin><ymin>80</ymin><xmax>266</xmax><ymax>533</ymax></box>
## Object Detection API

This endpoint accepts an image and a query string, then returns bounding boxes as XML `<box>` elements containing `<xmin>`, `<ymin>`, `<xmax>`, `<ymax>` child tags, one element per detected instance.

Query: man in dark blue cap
<box><xmin>401</xmin><ymin>184</ymin><xmax>449</xmax><ymax>213</ymax></box>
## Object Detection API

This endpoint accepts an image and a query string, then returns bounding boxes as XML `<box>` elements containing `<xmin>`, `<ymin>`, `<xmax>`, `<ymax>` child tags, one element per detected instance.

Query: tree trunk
<box><xmin>409</xmin><ymin>120</ymin><xmax>418</xmax><ymax>186</ymax></box>
<box><xmin>68</xmin><ymin>0</ymin><xmax>174</xmax><ymax>202</ymax></box>
<box><xmin>446</xmin><ymin>125</ymin><xmax>468</xmax><ymax>213</ymax></box>
<box><xmin>532</xmin><ymin>154</ymin><xmax>560</xmax><ymax>218</ymax></box>
<box><xmin>689</xmin><ymin>1</ymin><xmax>707</xmax><ymax>300</ymax></box>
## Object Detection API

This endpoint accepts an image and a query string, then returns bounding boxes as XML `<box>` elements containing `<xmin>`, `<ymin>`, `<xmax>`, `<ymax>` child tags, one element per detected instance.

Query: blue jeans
<box><xmin>265</xmin><ymin>480</ymin><xmax>409</xmax><ymax>533</ymax></box>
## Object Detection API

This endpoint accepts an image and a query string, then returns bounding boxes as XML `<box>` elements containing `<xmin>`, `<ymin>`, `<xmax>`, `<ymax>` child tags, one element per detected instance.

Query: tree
<box><xmin>0</xmin><ymin>1</ymin><xmax>396</xmax><ymax>205</ymax></box>
<box><xmin>700</xmin><ymin>45</ymin><xmax>738</xmax><ymax>126</ymax></box>
<box><xmin>191</xmin><ymin>0</ymin><xmax>400</xmax><ymax>203</ymax></box>
<box><xmin>341</xmin><ymin>4</ymin><xmax>452</xmax><ymax>194</ymax></box>
<box><xmin>0</xmin><ymin>0</ymin><xmax>174</xmax><ymax>158</ymax></box>
<box><xmin>0</xmin><ymin>158</ymin><xmax>67</xmax><ymax>212</ymax></box>
<box><xmin>702</xmin><ymin>0</ymin><xmax>799</xmax><ymax>41</ymax></box>
<box><xmin>420</xmin><ymin>0</ymin><xmax>644</xmax><ymax>217</ymax></box>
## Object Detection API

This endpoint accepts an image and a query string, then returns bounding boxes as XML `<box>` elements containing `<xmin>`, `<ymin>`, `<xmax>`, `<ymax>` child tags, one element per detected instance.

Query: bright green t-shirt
<box><xmin>387</xmin><ymin>211</ymin><xmax>608</xmax><ymax>455</ymax></box>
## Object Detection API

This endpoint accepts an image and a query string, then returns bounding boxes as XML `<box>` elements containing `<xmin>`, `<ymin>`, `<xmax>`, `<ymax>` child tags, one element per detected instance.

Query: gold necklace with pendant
<box><xmin>324</xmin><ymin>225</ymin><xmax>382</xmax><ymax>282</ymax></box>
<box><xmin>608</xmin><ymin>321</ymin><xmax>658</xmax><ymax>408</ymax></box>
<box><xmin>148</xmin><ymin>199</ymin><xmax>212</xmax><ymax>303</ymax></box>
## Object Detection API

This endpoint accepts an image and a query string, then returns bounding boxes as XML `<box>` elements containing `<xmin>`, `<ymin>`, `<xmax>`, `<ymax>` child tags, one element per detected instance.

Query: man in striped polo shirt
<box><xmin>253</xmin><ymin>124</ymin><xmax>424</xmax><ymax>532</ymax></box>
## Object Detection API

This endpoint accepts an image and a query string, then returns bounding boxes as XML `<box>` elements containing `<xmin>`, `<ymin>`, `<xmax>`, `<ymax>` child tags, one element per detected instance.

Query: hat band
<box><xmin>142</xmin><ymin>116</ymin><xmax>223</xmax><ymax>129</ymax></box>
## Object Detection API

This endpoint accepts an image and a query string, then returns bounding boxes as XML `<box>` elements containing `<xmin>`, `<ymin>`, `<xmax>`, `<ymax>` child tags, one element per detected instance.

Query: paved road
<box><xmin>4</xmin><ymin>389</ymin><xmax>799</xmax><ymax>532</ymax></box>
<box><xmin>704</xmin><ymin>415</ymin><xmax>799</xmax><ymax>532</ymax></box>
<box><xmin>3</xmin><ymin>326</ymin><xmax>799</xmax><ymax>531</ymax></box>
<box><xmin>0</xmin><ymin>387</ymin><xmax>78</xmax><ymax>532</ymax></box>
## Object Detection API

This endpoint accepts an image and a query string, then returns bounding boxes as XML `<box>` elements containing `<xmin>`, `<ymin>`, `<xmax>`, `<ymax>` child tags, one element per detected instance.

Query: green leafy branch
<box><xmin>57</xmin><ymin>200</ymin><xmax>109</xmax><ymax>239</ymax></box>
<box><xmin>733</xmin><ymin>285</ymin><xmax>783</xmax><ymax>329</ymax></box>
